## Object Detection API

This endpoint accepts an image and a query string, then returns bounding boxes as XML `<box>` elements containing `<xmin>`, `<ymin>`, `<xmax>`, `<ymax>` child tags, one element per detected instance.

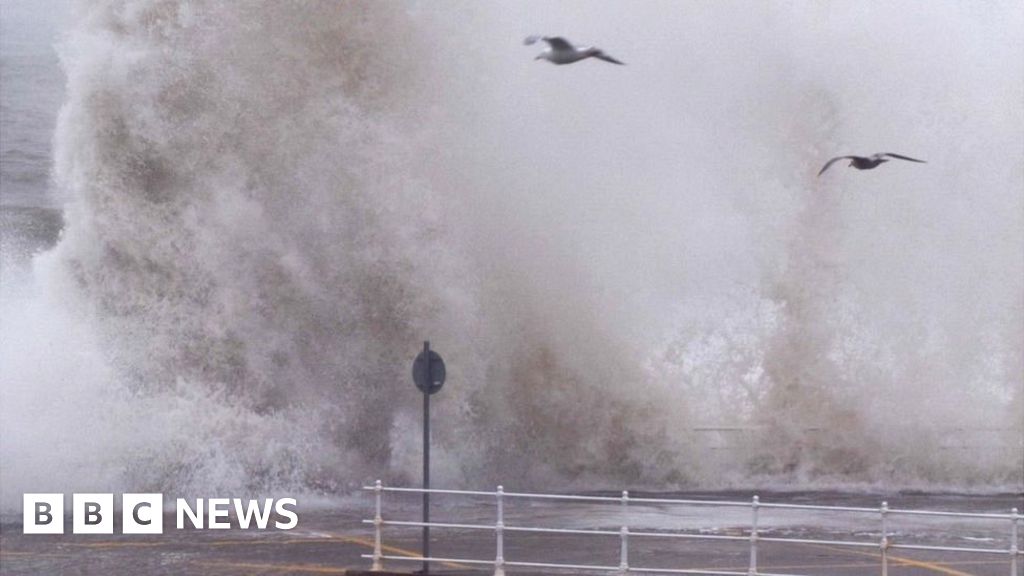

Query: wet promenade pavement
<box><xmin>2</xmin><ymin>491</ymin><xmax>1020</xmax><ymax>575</ymax></box>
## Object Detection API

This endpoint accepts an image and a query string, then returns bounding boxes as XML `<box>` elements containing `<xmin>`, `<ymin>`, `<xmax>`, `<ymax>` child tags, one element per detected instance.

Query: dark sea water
<box><xmin>0</xmin><ymin>0</ymin><xmax>68</xmax><ymax>267</ymax></box>
<box><xmin>0</xmin><ymin>0</ymin><xmax>67</xmax><ymax>209</ymax></box>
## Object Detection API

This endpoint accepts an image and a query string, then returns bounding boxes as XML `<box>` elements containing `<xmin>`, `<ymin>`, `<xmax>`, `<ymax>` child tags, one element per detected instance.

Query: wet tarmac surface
<box><xmin>1</xmin><ymin>491</ymin><xmax>1021</xmax><ymax>575</ymax></box>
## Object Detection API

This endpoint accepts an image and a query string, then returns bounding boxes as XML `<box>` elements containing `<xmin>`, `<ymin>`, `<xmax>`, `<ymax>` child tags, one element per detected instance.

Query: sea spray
<box><xmin>1</xmin><ymin>1</ymin><xmax>1021</xmax><ymax>508</ymax></box>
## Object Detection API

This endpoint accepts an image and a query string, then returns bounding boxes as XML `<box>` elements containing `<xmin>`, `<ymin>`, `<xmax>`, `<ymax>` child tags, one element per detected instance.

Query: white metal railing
<box><xmin>362</xmin><ymin>481</ymin><xmax>1022</xmax><ymax>576</ymax></box>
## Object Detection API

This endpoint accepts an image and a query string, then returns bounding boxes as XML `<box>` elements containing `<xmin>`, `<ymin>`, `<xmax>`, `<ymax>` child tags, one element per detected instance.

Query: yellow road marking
<box><xmin>888</xmin><ymin>556</ymin><xmax>977</xmax><ymax>576</ymax></box>
<box><xmin>334</xmin><ymin>532</ymin><xmax>986</xmax><ymax>575</ymax></box>
<box><xmin>1</xmin><ymin>546</ymin><xmax>1008</xmax><ymax>574</ymax></box>
<box><xmin>206</xmin><ymin>537</ymin><xmax>350</xmax><ymax>547</ymax></box>
<box><xmin>65</xmin><ymin>536</ymin><xmax>350</xmax><ymax>549</ymax></box>
<box><xmin>804</xmin><ymin>542</ymin><xmax>978</xmax><ymax>576</ymax></box>
<box><xmin>0</xmin><ymin>551</ymin><xmax>72</xmax><ymax>558</ymax></box>
<box><xmin>338</xmin><ymin>534</ymin><xmax>471</xmax><ymax>570</ymax></box>
<box><xmin>692</xmin><ymin>558</ymin><xmax>1008</xmax><ymax>572</ymax></box>
<box><xmin>68</xmin><ymin>541</ymin><xmax>167</xmax><ymax>549</ymax></box>
<box><xmin>2</xmin><ymin>529</ymin><xmax>1005</xmax><ymax>575</ymax></box>
<box><xmin>195</xmin><ymin>560</ymin><xmax>348</xmax><ymax>574</ymax></box>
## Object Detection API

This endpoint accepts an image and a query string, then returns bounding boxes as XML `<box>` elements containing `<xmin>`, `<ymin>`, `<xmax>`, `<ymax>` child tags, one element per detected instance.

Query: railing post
<box><xmin>619</xmin><ymin>526</ymin><xmax>629</xmax><ymax>574</ymax></box>
<box><xmin>494</xmin><ymin>486</ymin><xmax>505</xmax><ymax>576</ymax></box>
<box><xmin>619</xmin><ymin>491</ymin><xmax>629</xmax><ymax>574</ymax></box>
<box><xmin>1010</xmin><ymin>507</ymin><xmax>1019</xmax><ymax>576</ymax></box>
<box><xmin>880</xmin><ymin>501</ymin><xmax>889</xmax><ymax>576</ymax></box>
<box><xmin>748</xmin><ymin>495</ymin><xmax>759</xmax><ymax>576</ymax></box>
<box><xmin>372</xmin><ymin>480</ymin><xmax>383</xmax><ymax>572</ymax></box>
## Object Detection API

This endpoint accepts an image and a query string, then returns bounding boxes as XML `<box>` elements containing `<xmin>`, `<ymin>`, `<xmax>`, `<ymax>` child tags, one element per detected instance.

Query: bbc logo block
<box><xmin>72</xmin><ymin>493</ymin><xmax>114</xmax><ymax>534</ymax></box>
<box><xmin>122</xmin><ymin>493</ymin><xmax>163</xmax><ymax>534</ymax></box>
<box><xmin>23</xmin><ymin>494</ymin><xmax>64</xmax><ymax>534</ymax></box>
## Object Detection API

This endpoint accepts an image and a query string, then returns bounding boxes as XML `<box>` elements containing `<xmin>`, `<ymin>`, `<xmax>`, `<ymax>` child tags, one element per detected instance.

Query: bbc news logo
<box><xmin>23</xmin><ymin>494</ymin><xmax>298</xmax><ymax>534</ymax></box>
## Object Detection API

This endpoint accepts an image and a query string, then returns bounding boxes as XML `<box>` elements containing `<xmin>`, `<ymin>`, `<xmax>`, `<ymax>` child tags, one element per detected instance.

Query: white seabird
<box><xmin>818</xmin><ymin>153</ymin><xmax>926</xmax><ymax>176</ymax></box>
<box><xmin>524</xmin><ymin>35</ymin><xmax>625</xmax><ymax>66</ymax></box>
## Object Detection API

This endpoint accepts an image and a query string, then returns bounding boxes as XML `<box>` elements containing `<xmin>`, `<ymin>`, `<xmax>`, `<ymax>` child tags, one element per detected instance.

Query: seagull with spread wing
<box><xmin>818</xmin><ymin>153</ymin><xmax>926</xmax><ymax>176</ymax></box>
<box><xmin>524</xmin><ymin>35</ymin><xmax>625</xmax><ymax>66</ymax></box>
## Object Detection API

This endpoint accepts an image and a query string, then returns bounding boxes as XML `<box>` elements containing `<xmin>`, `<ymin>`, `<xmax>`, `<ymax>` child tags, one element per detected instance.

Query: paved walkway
<box><xmin>1</xmin><ymin>492</ymin><xmax>1020</xmax><ymax>575</ymax></box>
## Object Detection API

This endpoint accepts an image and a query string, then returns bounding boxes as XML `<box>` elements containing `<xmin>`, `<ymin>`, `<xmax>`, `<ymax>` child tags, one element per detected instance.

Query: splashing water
<box><xmin>1</xmin><ymin>1</ymin><xmax>1021</xmax><ymax>508</ymax></box>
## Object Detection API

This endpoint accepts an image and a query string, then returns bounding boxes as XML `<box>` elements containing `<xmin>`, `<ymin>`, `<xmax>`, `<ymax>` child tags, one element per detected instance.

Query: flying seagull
<box><xmin>818</xmin><ymin>153</ymin><xmax>926</xmax><ymax>176</ymax></box>
<box><xmin>524</xmin><ymin>35</ymin><xmax>625</xmax><ymax>66</ymax></box>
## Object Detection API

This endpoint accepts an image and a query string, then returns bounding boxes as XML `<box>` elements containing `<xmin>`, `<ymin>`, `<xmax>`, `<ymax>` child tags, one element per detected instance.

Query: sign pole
<box><xmin>411</xmin><ymin>340</ymin><xmax>444</xmax><ymax>574</ymax></box>
<box><xmin>422</xmin><ymin>340</ymin><xmax>430</xmax><ymax>574</ymax></box>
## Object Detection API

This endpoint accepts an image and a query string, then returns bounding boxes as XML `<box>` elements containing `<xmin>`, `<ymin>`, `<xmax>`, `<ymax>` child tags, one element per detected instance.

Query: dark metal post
<box><xmin>422</xmin><ymin>341</ymin><xmax>430</xmax><ymax>574</ymax></box>
<box><xmin>412</xmin><ymin>340</ymin><xmax>443</xmax><ymax>573</ymax></box>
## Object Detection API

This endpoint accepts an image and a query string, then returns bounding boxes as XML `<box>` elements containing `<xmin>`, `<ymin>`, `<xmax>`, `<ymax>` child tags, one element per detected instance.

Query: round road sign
<box><xmin>412</xmin><ymin>349</ymin><xmax>445</xmax><ymax>394</ymax></box>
